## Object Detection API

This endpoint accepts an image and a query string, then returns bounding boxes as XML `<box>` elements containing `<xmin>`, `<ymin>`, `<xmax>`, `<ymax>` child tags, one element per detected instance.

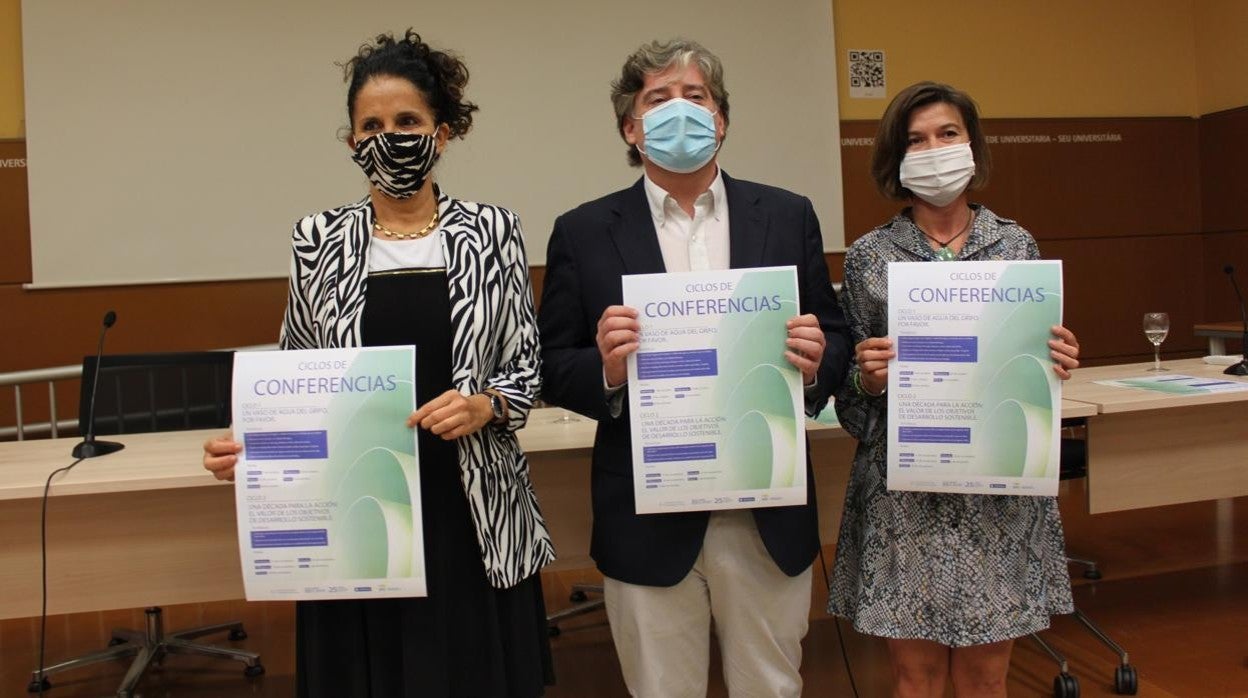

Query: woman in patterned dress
<box><xmin>827</xmin><ymin>81</ymin><xmax>1081</xmax><ymax>697</ymax></box>
<box><xmin>202</xmin><ymin>30</ymin><xmax>555</xmax><ymax>697</ymax></box>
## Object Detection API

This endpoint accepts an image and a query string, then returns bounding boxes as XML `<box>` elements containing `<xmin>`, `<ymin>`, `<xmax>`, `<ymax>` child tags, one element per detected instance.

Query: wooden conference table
<box><xmin>1193</xmin><ymin>321</ymin><xmax>1243</xmax><ymax>355</ymax></box>
<box><xmin>1062</xmin><ymin>357</ymin><xmax>1248</xmax><ymax>514</ymax></box>
<box><xmin>0</xmin><ymin>382</ymin><xmax>1207</xmax><ymax>621</ymax></box>
<box><xmin>0</xmin><ymin>409</ymin><xmax>843</xmax><ymax>620</ymax></box>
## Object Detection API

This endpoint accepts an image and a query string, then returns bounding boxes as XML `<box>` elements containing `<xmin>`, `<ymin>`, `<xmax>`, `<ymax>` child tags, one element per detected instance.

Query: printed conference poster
<box><xmin>622</xmin><ymin>266</ymin><xmax>807</xmax><ymax>514</ymax></box>
<box><xmin>886</xmin><ymin>260</ymin><xmax>1062</xmax><ymax>496</ymax></box>
<box><xmin>1094</xmin><ymin>373</ymin><xmax>1248</xmax><ymax>395</ymax></box>
<box><xmin>231</xmin><ymin>346</ymin><xmax>425</xmax><ymax>601</ymax></box>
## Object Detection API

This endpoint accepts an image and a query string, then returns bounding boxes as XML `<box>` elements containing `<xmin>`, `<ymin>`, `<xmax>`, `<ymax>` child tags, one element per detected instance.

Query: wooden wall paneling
<box><xmin>2</xmin><ymin>279</ymin><xmax>287</xmax><ymax>372</ymax></box>
<box><xmin>1198</xmin><ymin>107</ymin><xmax>1248</xmax><ymax>350</ymax></box>
<box><xmin>0</xmin><ymin>140</ymin><xmax>30</xmax><ymax>284</ymax></box>
<box><xmin>972</xmin><ymin>125</ymin><xmax>1024</xmax><ymax>226</ymax></box>
<box><xmin>0</xmin><ymin>279</ymin><xmax>287</xmax><ymax>432</ymax></box>
<box><xmin>529</xmin><ymin>264</ymin><xmax>545</xmax><ymax>310</ymax></box>
<box><xmin>978</xmin><ymin>118</ymin><xmax>1201</xmax><ymax>240</ymax></box>
<box><xmin>824</xmin><ymin>252</ymin><xmax>845</xmax><ymax>285</ymax></box>
<box><xmin>838</xmin><ymin>121</ymin><xmax>897</xmax><ymax>244</ymax></box>
<box><xmin>1200</xmin><ymin>230</ymin><xmax>1248</xmax><ymax>353</ymax></box>
<box><xmin>1041</xmin><ymin>236</ymin><xmax>1206</xmax><ymax>361</ymax></box>
<box><xmin>1199</xmin><ymin>106</ymin><xmax>1248</xmax><ymax>234</ymax></box>
<box><xmin>838</xmin><ymin>118</ymin><xmax>1202</xmax><ymax>244</ymax></box>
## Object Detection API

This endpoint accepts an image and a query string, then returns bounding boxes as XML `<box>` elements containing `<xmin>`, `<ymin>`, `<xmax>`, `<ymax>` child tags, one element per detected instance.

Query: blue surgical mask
<box><xmin>635</xmin><ymin>98</ymin><xmax>720</xmax><ymax>174</ymax></box>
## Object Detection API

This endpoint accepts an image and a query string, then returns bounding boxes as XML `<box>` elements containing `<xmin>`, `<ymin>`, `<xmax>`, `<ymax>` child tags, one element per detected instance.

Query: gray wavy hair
<box><xmin>610</xmin><ymin>38</ymin><xmax>730</xmax><ymax>167</ymax></box>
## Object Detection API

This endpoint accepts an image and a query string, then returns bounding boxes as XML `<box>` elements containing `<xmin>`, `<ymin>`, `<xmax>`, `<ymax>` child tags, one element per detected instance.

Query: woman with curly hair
<box><xmin>203</xmin><ymin>30</ymin><xmax>555</xmax><ymax>697</ymax></box>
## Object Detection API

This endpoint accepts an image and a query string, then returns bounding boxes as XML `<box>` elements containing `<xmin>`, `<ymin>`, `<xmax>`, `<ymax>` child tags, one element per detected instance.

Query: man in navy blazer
<box><xmin>538</xmin><ymin>38</ymin><xmax>851</xmax><ymax>697</ymax></box>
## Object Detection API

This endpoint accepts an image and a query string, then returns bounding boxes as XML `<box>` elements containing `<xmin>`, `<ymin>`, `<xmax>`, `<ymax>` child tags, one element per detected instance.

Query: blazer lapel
<box><xmin>723</xmin><ymin>172</ymin><xmax>768</xmax><ymax>269</ymax></box>
<box><xmin>439</xmin><ymin>192</ymin><xmax>482</xmax><ymax>387</ymax></box>
<box><xmin>332</xmin><ymin>200</ymin><xmax>373</xmax><ymax>348</ymax></box>
<box><xmin>608</xmin><ymin>178</ymin><xmax>667</xmax><ymax>275</ymax></box>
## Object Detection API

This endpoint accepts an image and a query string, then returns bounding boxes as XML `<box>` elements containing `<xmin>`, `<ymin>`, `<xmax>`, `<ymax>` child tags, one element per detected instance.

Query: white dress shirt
<box><xmin>605</xmin><ymin>169</ymin><xmax>731</xmax><ymax>403</ymax></box>
<box><xmin>642</xmin><ymin>168</ymin><xmax>730</xmax><ymax>273</ymax></box>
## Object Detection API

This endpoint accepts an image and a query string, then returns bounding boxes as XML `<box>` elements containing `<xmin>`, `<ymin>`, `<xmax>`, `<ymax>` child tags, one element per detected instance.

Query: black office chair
<box><xmin>546</xmin><ymin>583</ymin><xmax>605</xmax><ymax>636</ymax></box>
<box><xmin>1030</xmin><ymin>421</ymin><xmax>1138</xmax><ymax>698</ymax></box>
<box><xmin>29</xmin><ymin>352</ymin><xmax>263</xmax><ymax>698</ymax></box>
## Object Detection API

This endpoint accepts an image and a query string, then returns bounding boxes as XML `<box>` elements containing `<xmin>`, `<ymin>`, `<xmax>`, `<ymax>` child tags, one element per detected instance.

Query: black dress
<box><xmin>295</xmin><ymin>268</ymin><xmax>554</xmax><ymax>697</ymax></box>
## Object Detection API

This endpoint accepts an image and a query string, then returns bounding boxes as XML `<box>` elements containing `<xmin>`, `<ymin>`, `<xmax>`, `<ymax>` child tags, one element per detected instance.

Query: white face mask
<box><xmin>899</xmin><ymin>142</ymin><xmax>975</xmax><ymax>207</ymax></box>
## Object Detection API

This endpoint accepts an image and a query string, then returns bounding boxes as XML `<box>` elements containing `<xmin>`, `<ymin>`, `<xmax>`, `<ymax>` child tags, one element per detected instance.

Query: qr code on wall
<box><xmin>848</xmin><ymin>50</ymin><xmax>885</xmax><ymax>98</ymax></box>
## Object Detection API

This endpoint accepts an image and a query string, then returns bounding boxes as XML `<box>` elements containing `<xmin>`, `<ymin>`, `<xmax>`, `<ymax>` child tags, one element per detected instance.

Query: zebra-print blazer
<box><xmin>279</xmin><ymin>189</ymin><xmax>555</xmax><ymax>589</ymax></box>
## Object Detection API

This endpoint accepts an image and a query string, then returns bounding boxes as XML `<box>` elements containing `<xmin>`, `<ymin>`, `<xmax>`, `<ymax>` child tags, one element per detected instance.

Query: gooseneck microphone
<box><xmin>71</xmin><ymin>310</ymin><xmax>126</xmax><ymax>458</ymax></box>
<box><xmin>1223</xmin><ymin>266</ymin><xmax>1248</xmax><ymax>377</ymax></box>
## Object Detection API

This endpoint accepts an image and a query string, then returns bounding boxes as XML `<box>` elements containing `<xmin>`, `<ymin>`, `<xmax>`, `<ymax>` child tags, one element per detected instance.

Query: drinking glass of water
<box><xmin>1142</xmin><ymin>312</ymin><xmax>1170</xmax><ymax>372</ymax></box>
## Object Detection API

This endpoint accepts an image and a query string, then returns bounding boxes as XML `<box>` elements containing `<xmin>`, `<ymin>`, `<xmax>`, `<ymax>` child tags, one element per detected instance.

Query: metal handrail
<box><xmin>0</xmin><ymin>363</ymin><xmax>83</xmax><ymax>386</ymax></box>
<box><xmin>0</xmin><ymin>363</ymin><xmax>79</xmax><ymax>441</ymax></box>
<box><xmin>0</xmin><ymin>344</ymin><xmax>278</xmax><ymax>442</ymax></box>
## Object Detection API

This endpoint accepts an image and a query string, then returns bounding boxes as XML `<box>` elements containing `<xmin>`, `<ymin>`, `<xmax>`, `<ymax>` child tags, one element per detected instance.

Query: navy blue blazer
<box><xmin>537</xmin><ymin>173</ymin><xmax>852</xmax><ymax>586</ymax></box>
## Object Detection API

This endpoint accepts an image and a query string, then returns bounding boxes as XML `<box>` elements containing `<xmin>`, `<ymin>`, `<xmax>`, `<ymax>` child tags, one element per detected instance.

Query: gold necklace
<box><xmin>373</xmin><ymin>207</ymin><xmax>439</xmax><ymax>240</ymax></box>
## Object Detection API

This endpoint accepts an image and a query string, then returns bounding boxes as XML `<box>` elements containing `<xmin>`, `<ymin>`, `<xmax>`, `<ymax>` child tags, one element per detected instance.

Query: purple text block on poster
<box><xmin>898</xmin><ymin>427</ymin><xmax>971</xmax><ymax>444</ymax></box>
<box><xmin>250</xmin><ymin>529</ymin><xmax>328</xmax><ymax>548</ymax></box>
<box><xmin>244</xmin><ymin>431</ymin><xmax>328</xmax><ymax>460</ymax></box>
<box><xmin>636</xmin><ymin>350</ymin><xmax>718</xmax><ymax>380</ymax></box>
<box><xmin>897</xmin><ymin>336</ymin><xmax>978</xmax><ymax>362</ymax></box>
<box><xmin>643</xmin><ymin>443</ymin><xmax>717</xmax><ymax>463</ymax></box>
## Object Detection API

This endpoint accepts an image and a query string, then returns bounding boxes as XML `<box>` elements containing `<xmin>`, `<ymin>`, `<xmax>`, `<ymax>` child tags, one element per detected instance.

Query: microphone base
<box><xmin>71</xmin><ymin>440</ymin><xmax>125</xmax><ymax>459</ymax></box>
<box><xmin>1223</xmin><ymin>360</ymin><xmax>1248</xmax><ymax>376</ymax></box>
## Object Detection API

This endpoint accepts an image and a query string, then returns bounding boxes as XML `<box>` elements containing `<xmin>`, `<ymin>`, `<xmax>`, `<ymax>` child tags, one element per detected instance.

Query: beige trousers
<box><xmin>603</xmin><ymin>510</ymin><xmax>812</xmax><ymax>698</ymax></box>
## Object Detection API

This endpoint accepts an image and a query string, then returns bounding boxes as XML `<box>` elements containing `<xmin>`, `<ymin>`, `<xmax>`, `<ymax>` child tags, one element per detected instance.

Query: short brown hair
<box><xmin>870</xmin><ymin>81</ymin><xmax>991</xmax><ymax>200</ymax></box>
<box><xmin>610</xmin><ymin>39</ymin><xmax>730</xmax><ymax>167</ymax></box>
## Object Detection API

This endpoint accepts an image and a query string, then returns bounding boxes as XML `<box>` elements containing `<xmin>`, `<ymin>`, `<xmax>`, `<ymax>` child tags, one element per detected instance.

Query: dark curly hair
<box><xmin>342</xmin><ymin>29</ymin><xmax>478</xmax><ymax>139</ymax></box>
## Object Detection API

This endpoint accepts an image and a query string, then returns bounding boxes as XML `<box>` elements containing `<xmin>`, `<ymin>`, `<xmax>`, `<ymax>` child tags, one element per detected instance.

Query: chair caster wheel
<box><xmin>108</xmin><ymin>637</ymin><xmax>127</xmax><ymax>646</ymax></box>
<box><xmin>1114</xmin><ymin>664</ymin><xmax>1138</xmax><ymax>694</ymax></box>
<box><xmin>1082</xmin><ymin>568</ymin><xmax>1102</xmax><ymax>580</ymax></box>
<box><xmin>228</xmin><ymin>628</ymin><xmax>248</xmax><ymax>641</ymax></box>
<box><xmin>27</xmin><ymin>676</ymin><xmax>52</xmax><ymax>693</ymax></box>
<box><xmin>547</xmin><ymin>625</ymin><xmax>561</xmax><ymax>637</ymax></box>
<box><xmin>244</xmin><ymin>663</ymin><xmax>265</xmax><ymax>678</ymax></box>
<box><xmin>1054</xmin><ymin>672</ymin><xmax>1080</xmax><ymax>698</ymax></box>
<box><xmin>569</xmin><ymin>590</ymin><xmax>588</xmax><ymax>602</ymax></box>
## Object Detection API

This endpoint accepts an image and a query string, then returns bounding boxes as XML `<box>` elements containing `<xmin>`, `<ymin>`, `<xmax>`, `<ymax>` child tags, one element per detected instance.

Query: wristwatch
<box><xmin>486</xmin><ymin>391</ymin><xmax>506</xmax><ymax>424</ymax></box>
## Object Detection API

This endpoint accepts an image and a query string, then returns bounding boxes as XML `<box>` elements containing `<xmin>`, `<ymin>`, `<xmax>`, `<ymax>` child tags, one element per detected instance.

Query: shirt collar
<box><xmin>886</xmin><ymin>203</ymin><xmax>1006</xmax><ymax>260</ymax></box>
<box><xmin>642</xmin><ymin>167</ymin><xmax>726</xmax><ymax>227</ymax></box>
